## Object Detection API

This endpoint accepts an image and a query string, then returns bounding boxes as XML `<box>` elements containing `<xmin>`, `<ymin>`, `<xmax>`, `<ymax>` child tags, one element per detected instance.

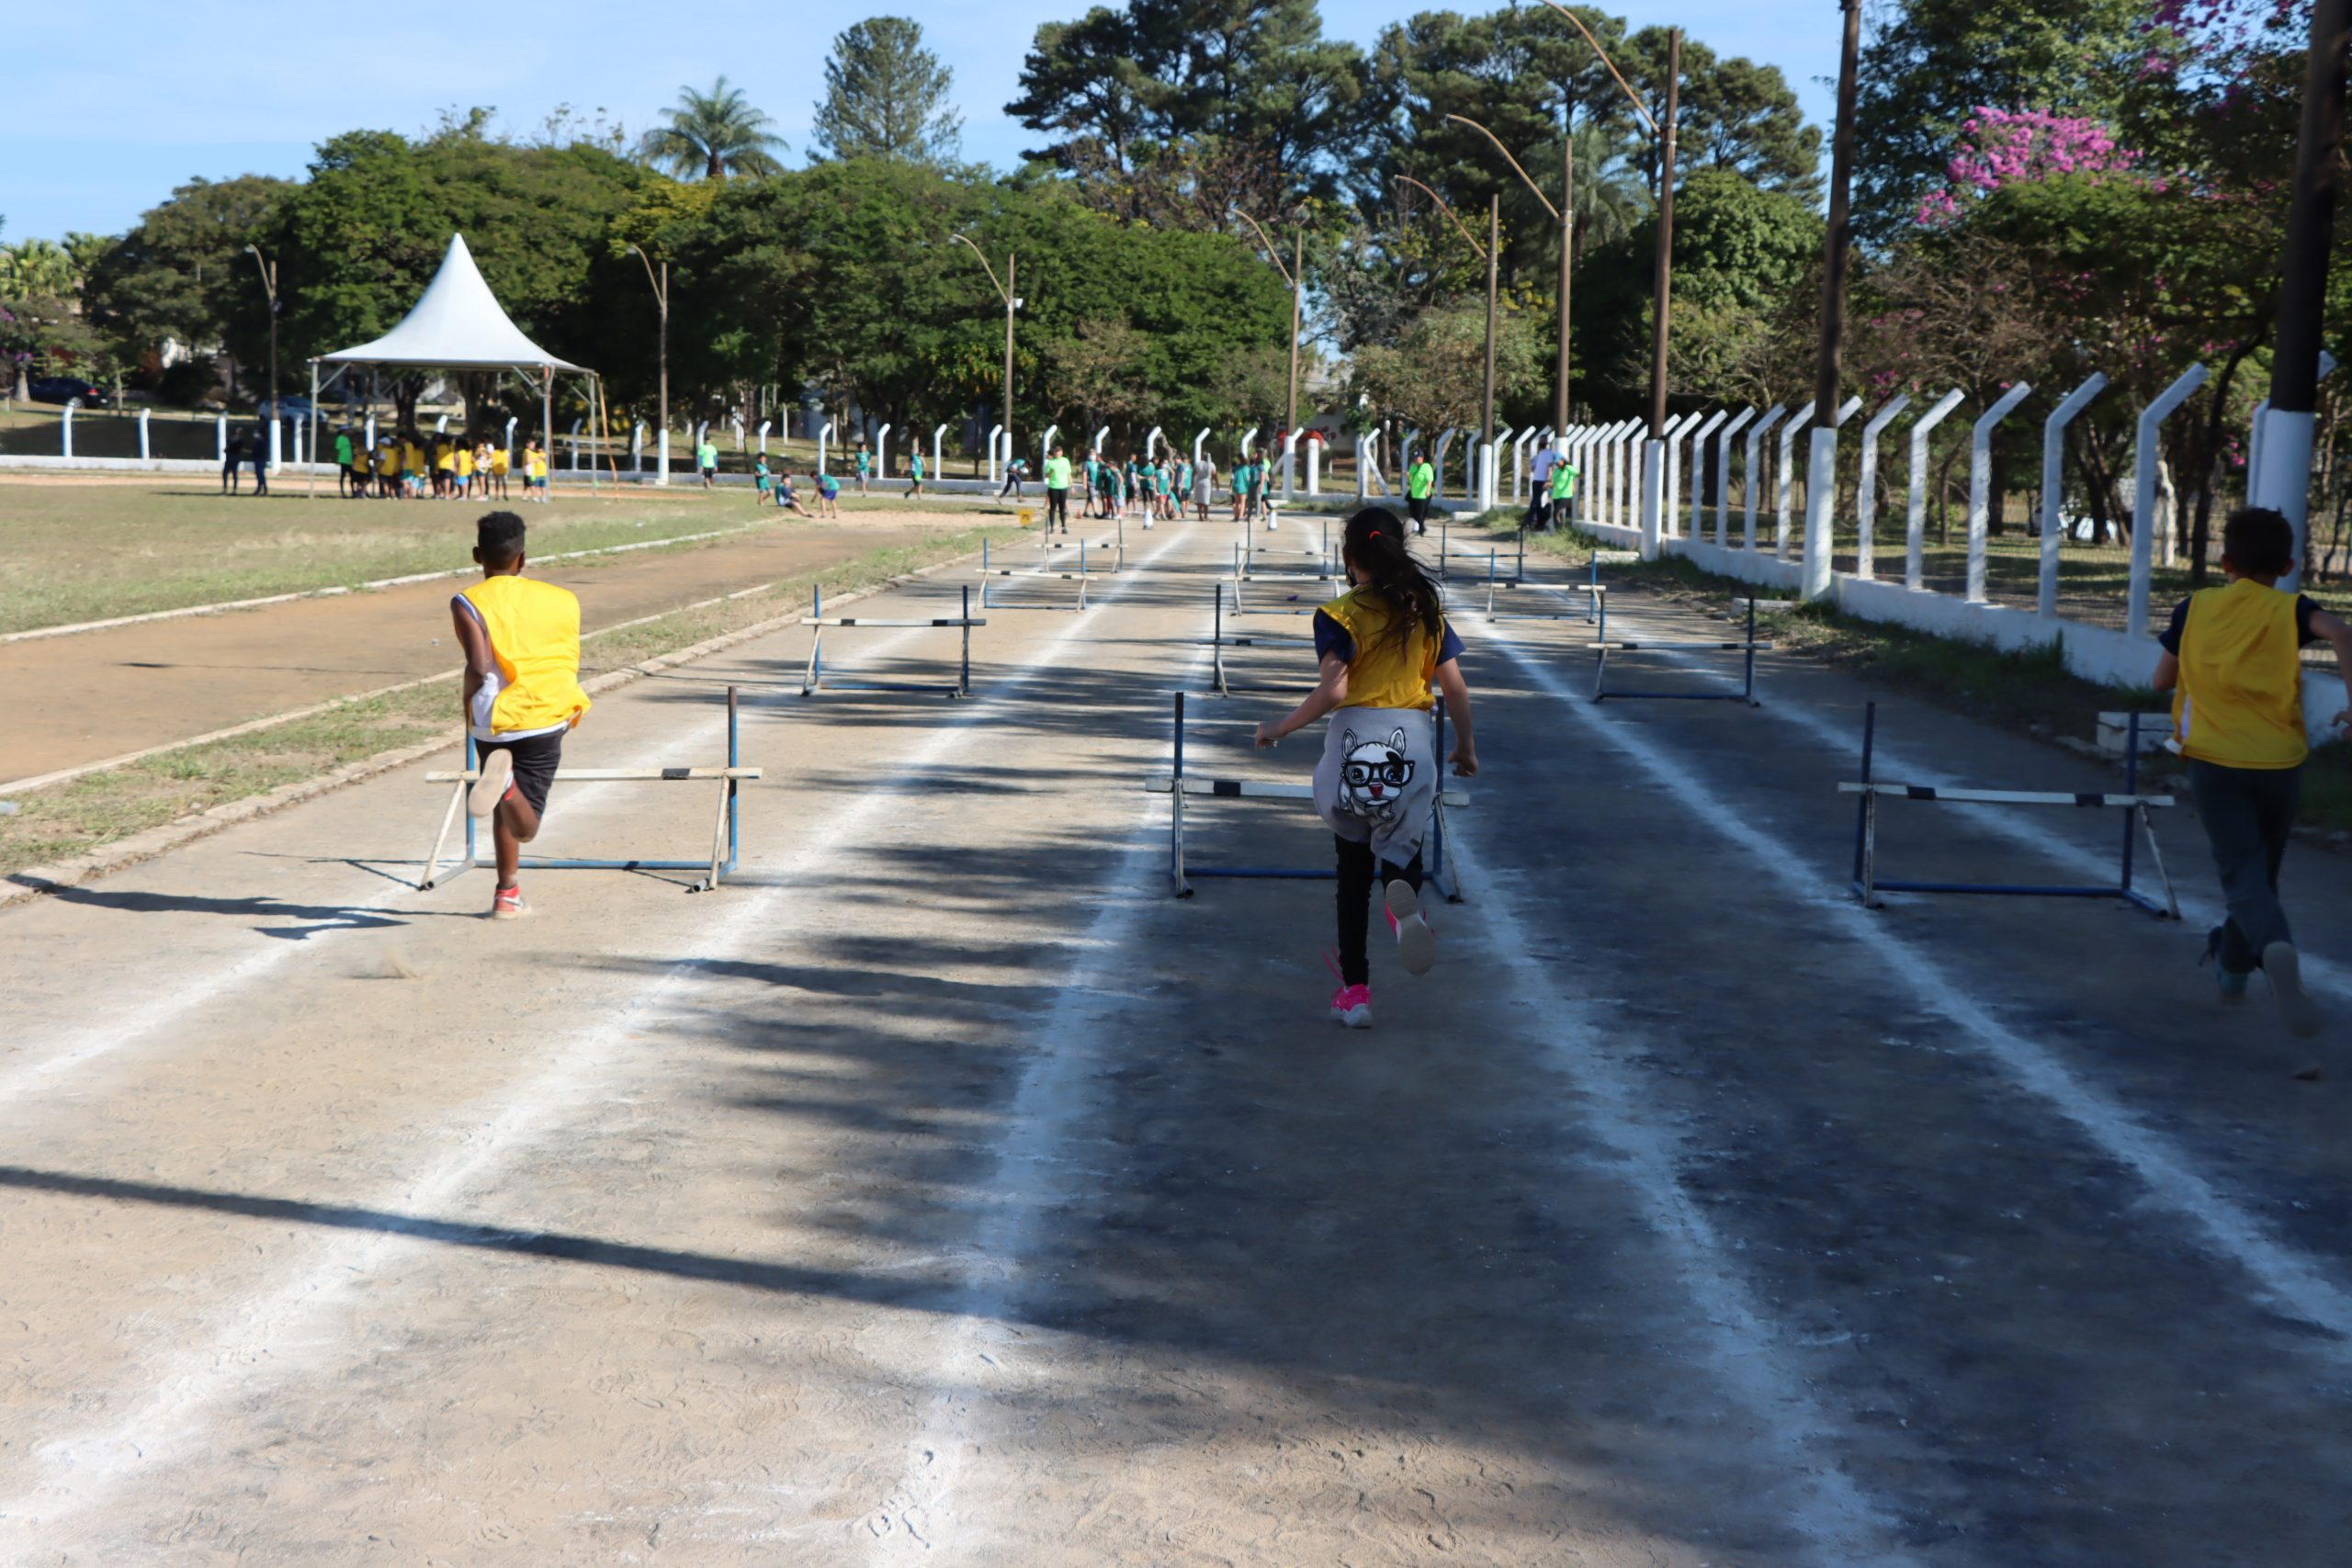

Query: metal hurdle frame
<box><xmin>1149</xmin><ymin>691</ymin><xmax>1467</xmax><ymax>901</ymax></box>
<box><xmin>417</xmin><ymin>685</ymin><xmax>761</xmax><ymax>893</ymax></box>
<box><xmin>1238</xmin><ymin>516</ymin><xmax>1334</xmax><ymax>579</ymax></box>
<box><xmin>1204</xmin><ymin>584</ymin><xmax>1317</xmax><ymax>695</ymax></box>
<box><xmin>982</xmin><ymin>534</ymin><xmax>1107</xmax><ymax>611</ymax></box>
<box><xmin>802</xmin><ymin>583</ymin><xmax>985</xmax><ymax>698</ymax></box>
<box><xmin>1844</xmin><ymin>701</ymin><xmax>2178</xmax><ymax>918</ymax></box>
<box><xmin>1481</xmin><ymin>534</ymin><xmax>1608</xmax><ymax>624</ymax></box>
<box><xmin>1590</xmin><ymin>595</ymin><xmax>1768</xmax><ymax>705</ymax></box>
<box><xmin>1432</xmin><ymin>516</ymin><xmax>1525</xmax><ymax>584</ymax></box>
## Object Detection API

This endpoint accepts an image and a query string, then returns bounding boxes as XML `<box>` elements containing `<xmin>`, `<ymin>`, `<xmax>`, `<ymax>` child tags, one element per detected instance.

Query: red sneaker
<box><xmin>490</xmin><ymin>885</ymin><xmax>526</xmax><ymax>920</ymax></box>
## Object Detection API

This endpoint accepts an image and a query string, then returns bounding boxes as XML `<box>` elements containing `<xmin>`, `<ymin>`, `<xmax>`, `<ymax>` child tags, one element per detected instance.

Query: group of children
<box><xmin>334</xmin><ymin>431</ymin><xmax>548</xmax><ymax>502</ymax></box>
<box><xmin>751</xmin><ymin>456</ymin><xmax>842</xmax><ymax>516</ymax></box>
<box><xmin>1066</xmin><ymin>450</ymin><xmax>1273</xmax><ymax>525</ymax></box>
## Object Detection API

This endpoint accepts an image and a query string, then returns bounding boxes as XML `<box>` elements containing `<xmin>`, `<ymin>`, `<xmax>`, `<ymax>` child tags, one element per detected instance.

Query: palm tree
<box><xmin>1568</xmin><ymin>122</ymin><xmax>1650</xmax><ymax>263</ymax></box>
<box><xmin>636</xmin><ymin>78</ymin><xmax>789</xmax><ymax>180</ymax></box>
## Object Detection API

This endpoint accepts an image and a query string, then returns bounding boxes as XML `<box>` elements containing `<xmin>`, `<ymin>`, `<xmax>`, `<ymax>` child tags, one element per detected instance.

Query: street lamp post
<box><xmin>1234</xmin><ymin>209</ymin><xmax>1306</xmax><ymax>489</ymax></box>
<box><xmin>952</xmin><ymin>234</ymin><xmax>1020</xmax><ymax>475</ymax></box>
<box><xmin>243</xmin><ymin>243</ymin><xmax>278</xmax><ymax>425</ymax></box>
<box><xmin>627</xmin><ymin>244</ymin><xmax>671</xmax><ymax>485</ymax></box>
<box><xmin>1392</xmin><ymin>175</ymin><xmax>1500</xmax><ymax>497</ymax></box>
<box><xmin>1444</xmin><ymin>113</ymin><xmax>1572</xmax><ymax>439</ymax></box>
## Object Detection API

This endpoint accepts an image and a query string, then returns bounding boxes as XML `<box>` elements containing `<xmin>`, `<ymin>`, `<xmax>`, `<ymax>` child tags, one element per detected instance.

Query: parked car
<box><xmin>258</xmin><ymin>395</ymin><xmax>317</xmax><ymax>420</ymax></box>
<box><xmin>25</xmin><ymin>377</ymin><xmax>109</xmax><ymax>407</ymax></box>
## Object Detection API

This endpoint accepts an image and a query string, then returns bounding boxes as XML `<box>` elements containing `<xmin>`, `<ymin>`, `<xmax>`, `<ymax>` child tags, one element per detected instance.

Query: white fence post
<box><xmin>1742</xmin><ymin>406</ymin><xmax>1788</xmax><ymax>550</ymax></box>
<box><xmin>1146</xmin><ymin>424</ymin><xmax>1162</xmax><ymax>460</ymax></box>
<box><xmin>1662</xmin><ymin>412</ymin><xmax>1705</xmax><ymax>536</ymax></box>
<box><xmin>1966</xmin><ymin>382</ymin><xmax>2036</xmax><ymax>603</ymax></box>
<box><xmin>1905</xmin><ymin>390</ymin><xmax>1966</xmax><ymax>590</ymax></box>
<box><xmin>61</xmin><ymin>400</ymin><xmax>75</xmax><ymax>458</ymax></box>
<box><xmin>1775</xmin><ymin>401</ymin><xmax>1816</xmax><ymax>558</ymax></box>
<box><xmin>435</xmin><ymin>413</ymin><xmax>448</xmax><ymax>434</ymax></box>
<box><xmin>932</xmin><ymin>423</ymin><xmax>948</xmax><ymax>479</ymax></box>
<box><xmin>1640</xmin><ymin>438</ymin><xmax>1666</xmax><ymax>559</ymax></box>
<box><xmin>1511</xmin><ymin>426</ymin><xmax>1535</xmax><ymax>502</ymax></box>
<box><xmin>1795</xmin><ymin>399</ymin><xmax>1864</xmax><ymax>598</ymax></box>
<box><xmin>1307</xmin><ymin>434</ymin><xmax>1322</xmax><ymax>496</ymax></box>
<box><xmin>2256</xmin><ymin>350</ymin><xmax>2336</xmax><ymax>592</ymax></box>
<box><xmin>570</xmin><ymin>418</ymin><xmax>583</xmax><ymax>470</ymax></box>
<box><xmin>1854</xmin><ymin>394</ymin><xmax>1911</xmax><ymax>581</ymax></box>
<box><xmin>1355</xmin><ymin>430</ymin><xmax>1381</xmax><ymax>500</ymax></box>
<box><xmin>1240</xmin><ymin>425</ymin><xmax>1260</xmax><ymax>463</ymax></box>
<box><xmin>1041</xmin><ymin>423</ymin><xmax>1058</xmax><ymax>468</ymax></box>
<box><xmin>1712</xmin><ymin>408</ymin><xmax>1757</xmax><ymax>546</ymax></box>
<box><xmin>1433</xmin><ymin>427</ymin><xmax>1460</xmax><ymax>502</ymax></box>
<box><xmin>984</xmin><ymin>423</ymin><xmax>1001</xmax><ymax>484</ymax></box>
<box><xmin>2037</xmin><ymin>372</ymin><xmax>2109</xmax><ymax>618</ymax></box>
<box><xmin>137</xmin><ymin>406</ymin><xmax>151</xmax><ymax>461</ymax></box>
<box><xmin>1683</xmin><ymin>410</ymin><xmax>1728</xmax><ymax>538</ymax></box>
<box><xmin>1283</xmin><ymin>428</ymin><xmax>1302</xmax><ymax>501</ymax></box>
<box><xmin>819</xmin><ymin>420</ymin><xmax>834</xmax><ymax>477</ymax></box>
<box><xmin>503</xmin><ymin>415</ymin><xmax>518</xmax><ymax>468</ymax></box>
<box><xmin>876</xmin><ymin>421</ymin><xmax>893</xmax><ymax>479</ymax></box>
<box><xmin>757</xmin><ymin>419</ymin><xmax>770</xmax><ymax>457</ymax></box>
<box><xmin>216</xmin><ymin>412</ymin><xmax>228</xmax><ymax>462</ymax></box>
<box><xmin>2128</xmin><ymin>366</ymin><xmax>2211</xmax><ymax>637</ymax></box>
<box><xmin>632</xmin><ymin>422</ymin><xmax>645</xmax><ymax>474</ymax></box>
<box><xmin>1193</xmin><ymin>428</ymin><xmax>1208</xmax><ymax>472</ymax></box>
<box><xmin>1094</xmin><ymin>424</ymin><xmax>1112</xmax><ymax>458</ymax></box>
<box><xmin>365</xmin><ymin>413</ymin><xmax>377</xmax><ymax>452</ymax></box>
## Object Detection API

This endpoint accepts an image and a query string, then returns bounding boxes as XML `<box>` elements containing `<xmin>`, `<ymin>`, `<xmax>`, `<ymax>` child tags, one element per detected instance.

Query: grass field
<box><xmin>0</xmin><ymin>479</ymin><xmax>1005</xmax><ymax>635</ymax></box>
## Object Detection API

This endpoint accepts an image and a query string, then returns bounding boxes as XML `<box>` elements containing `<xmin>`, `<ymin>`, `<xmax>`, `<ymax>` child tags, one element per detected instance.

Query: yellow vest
<box><xmin>456</xmin><ymin>448</ymin><xmax>474</xmax><ymax>475</ymax></box>
<box><xmin>459</xmin><ymin>574</ymin><xmax>591</xmax><ymax>735</ymax></box>
<box><xmin>2173</xmin><ymin>578</ymin><xmax>2306</xmax><ymax>769</ymax></box>
<box><xmin>1317</xmin><ymin>585</ymin><xmax>1444</xmax><ymax>713</ymax></box>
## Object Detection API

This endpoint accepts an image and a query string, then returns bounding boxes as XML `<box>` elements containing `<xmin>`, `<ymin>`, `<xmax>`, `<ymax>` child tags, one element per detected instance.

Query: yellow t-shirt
<box><xmin>404</xmin><ymin>442</ymin><xmax>424</xmax><ymax>472</ymax></box>
<box><xmin>458</xmin><ymin>574</ymin><xmax>590</xmax><ymax>736</ymax></box>
<box><xmin>2172</xmin><ymin>578</ymin><xmax>2309</xmax><ymax>770</ymax></box>
<box><xmin>435</xmin><ymin>446</ymin><xmax>457</xmax><ymax>471</ymax></box>
<box><xmin>526</xmin><ymin>449</ymin><xmax>546</xmax><ymax>479</ymax></box>
<box><xmin>456</xmin><ymin>448</ymin><xmax>474</xmax><ymax>476</ymax></box>
<box><xmin>492</xmin><ymin>448</ymin><xmax>511</xmax><ymax>474</ymax></box>
<box><xmin>1316</xmin><ymin>584</ymin><xmax>1453</xmax><ymax>713</ymax></box>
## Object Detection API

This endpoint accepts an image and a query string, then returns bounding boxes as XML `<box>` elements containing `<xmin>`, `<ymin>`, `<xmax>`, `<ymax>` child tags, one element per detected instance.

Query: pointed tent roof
<box><xmin>319</xmin><ymin>233</ymin><xmax>586</xmax><ymax>372</ymax></box>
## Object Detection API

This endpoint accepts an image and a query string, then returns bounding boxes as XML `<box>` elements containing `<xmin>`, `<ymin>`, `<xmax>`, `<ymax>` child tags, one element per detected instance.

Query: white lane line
<box><xmin>1490</xmin><ymin>629</ymin><xmax>2352</xmax><ymax>1345</ymax></box>
<box><xmin>0</xmin><ymin>517</ymin><xmax>778</xmax><ymax>645</ymax></box>
<box><xmin>0</xmin><ymin>528</ymin><xmax>1198</xmax><ymax>1546</ymax></box>
<box><xmin>1464</xmin><ymin>837</ymin><xmax>1924</xmax><ymax>1567</ymax></box>
<box><xmin>858</xmin><ymin>641</ymin><xmax>1214</xmax><ymax>1562</ymax></box>
<box><xmin>0</xmin><ymin>577</ymin><xmax>999</xmax><ymax>1103</ymax></box>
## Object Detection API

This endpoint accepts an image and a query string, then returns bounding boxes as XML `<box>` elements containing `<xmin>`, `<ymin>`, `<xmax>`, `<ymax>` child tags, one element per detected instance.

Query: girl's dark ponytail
<box><xmin>1340</xmin><ymin>506</ymin><xmax>1443</xmax><ymax>658</ymax></box>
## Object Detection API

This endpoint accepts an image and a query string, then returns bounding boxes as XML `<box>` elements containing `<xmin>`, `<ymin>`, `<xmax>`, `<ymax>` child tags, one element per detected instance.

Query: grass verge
<box><xmin>1502</xmin><ymin>523</ymin><xmax>2352</xmax><ymax>837</ymax></box>
<box><xmin>0</xmin><ymin>524</ymin><xmax>1019</xmax><ymax>881</ymax></box>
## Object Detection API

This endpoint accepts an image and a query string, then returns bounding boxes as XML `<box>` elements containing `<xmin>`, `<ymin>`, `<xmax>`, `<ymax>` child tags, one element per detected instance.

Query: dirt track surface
<box><xmin>1</xmin><ymin>515</ymin><xmax>956</xmax><ymax>782</ymax></box>
<box><xmin>4</xmin><ymin>518</ymin><xmax>2351</xmax><ymax>1564</ymax></box>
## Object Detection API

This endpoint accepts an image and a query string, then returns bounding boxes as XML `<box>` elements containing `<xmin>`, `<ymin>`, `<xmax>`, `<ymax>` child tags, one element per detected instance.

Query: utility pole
<box><xmin>1803</xmin><ymin>0</ymin><xmax>1866</xmax><ymax>599</ymax></box>
<box><xmin>243</xmin><ymin>244</ymin><xmax>278</xmax><ymax>423</ymax></box>
<box><xmin>2259</xmin><ymin>0</ymin><xmax>2351</xmax><ymax>587</ymax></box>
<box><xmin>1396</xmin><ymin>175</ymin><xmax>1503</xmax><ymax>501</ymax></box>
<box><xmin>628</xmin><ymin>244</ymin><xmax>670</xmax><ymax>485</ymax></box>
<box><xmin>1646</xmin><ymin>28</ymin><xmax>1681</xmax><ymax>441</ymax></box>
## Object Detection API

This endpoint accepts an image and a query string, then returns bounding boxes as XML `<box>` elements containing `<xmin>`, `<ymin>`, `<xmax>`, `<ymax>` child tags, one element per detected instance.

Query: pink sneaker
<box><xmin>1329</xmin><ymin>982</ymin><xmax>1373</xmax><ymax>1029</ymax></box>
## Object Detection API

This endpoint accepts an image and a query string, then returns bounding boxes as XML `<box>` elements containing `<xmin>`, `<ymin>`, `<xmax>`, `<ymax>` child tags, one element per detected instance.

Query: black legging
<box><xmin>1335</xmin><ymin>835</ymin><xmax>1426</xmax><ymax>987</ymax></box>
<box><xmin>1046</xmin><ymin>486</ymin><xmax>1069</xmax><ymax>528</ymax></box>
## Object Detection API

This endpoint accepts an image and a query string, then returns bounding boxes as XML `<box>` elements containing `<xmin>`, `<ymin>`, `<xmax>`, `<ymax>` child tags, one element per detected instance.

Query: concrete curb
<box><xmin>0</xmin><ymin>547</ymin><xmax>985</xmax><ymax>914</ymax></box>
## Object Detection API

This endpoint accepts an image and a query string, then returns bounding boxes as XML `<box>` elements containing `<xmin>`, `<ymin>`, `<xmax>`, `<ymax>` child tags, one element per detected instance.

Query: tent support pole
<box><xmin>305</xmin><ymin>361</ymin><xmax>320</xmax><ymax>499</ymax></box>
<box><xmin>541</xmin><ymin>368</ymin><xmax>555</xmax><ymax>498</ymax></box>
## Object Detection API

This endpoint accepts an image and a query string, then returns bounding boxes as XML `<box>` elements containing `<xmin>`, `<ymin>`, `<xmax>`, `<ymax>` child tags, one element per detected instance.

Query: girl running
<box><xmin>908</xmin><ymin>446</ymin><xmax>927</xmax><ymax>500</ymax></box>
<box><xmin>1254</xmin><ymin>507</ymin><xmax>1478</xmax><ymax>1029</ymax></box>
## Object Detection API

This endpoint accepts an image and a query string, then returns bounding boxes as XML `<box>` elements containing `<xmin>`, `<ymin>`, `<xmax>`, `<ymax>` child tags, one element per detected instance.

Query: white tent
<box><xmin>306</xmin><ymin>233</ymin><xmax>608</xmax><ymax>494</ymax></box>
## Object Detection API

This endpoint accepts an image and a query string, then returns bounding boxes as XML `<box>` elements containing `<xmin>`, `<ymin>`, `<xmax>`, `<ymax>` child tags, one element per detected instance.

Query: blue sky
<box><xmin>1</xmin><ymin>1</ymin><xmax>1838</xmax><ymax>244</ymax></box>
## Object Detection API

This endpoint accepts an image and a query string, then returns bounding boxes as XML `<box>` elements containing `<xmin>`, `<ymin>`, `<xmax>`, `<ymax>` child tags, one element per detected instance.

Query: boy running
<box><xmin>2153</xmin><ymin>506</ymin><xmax>2352</xmax><ymax>1038</ymax></box>
<box><xmin>450</xmin><ymin>510</ymin><xmax>591</xmax><ymax>919</ymax></box>
<box><xmin>1254</xmin><ymin>505</ymin><xmax>1478</xmax><ymax>1028</ymax></box>
<box><xmin>908</xmin><ymin>446</ymin><xmax>927</xmax><ymax>501</ymax></box>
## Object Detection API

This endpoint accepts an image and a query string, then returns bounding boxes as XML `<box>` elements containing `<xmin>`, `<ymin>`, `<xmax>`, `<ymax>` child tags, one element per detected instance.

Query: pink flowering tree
<box><xmin>1915</xmin><ymin>108</ymin><xmax>2143</xmax><ymax>227</ymax></box>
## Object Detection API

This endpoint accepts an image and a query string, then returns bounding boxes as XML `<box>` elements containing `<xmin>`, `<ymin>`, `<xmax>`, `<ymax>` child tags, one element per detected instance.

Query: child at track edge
<box><xmin>2152</xmin><ymin>506</ymin><xmax>2352</xmax><ymax>1039</ymax></box>
<box><xmin>1255</xmin><ymin>505</ymin><xmax>1478</xmax><ymax>1028</ymax></box>
<box><xmin>449</xmin><ymin>511</ymin><xmax>592</xmax><ymax>919</ymax></box>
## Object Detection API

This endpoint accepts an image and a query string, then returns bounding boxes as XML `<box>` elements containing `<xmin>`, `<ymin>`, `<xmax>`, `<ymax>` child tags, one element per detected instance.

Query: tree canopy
<box><xmin>814</xmin><ymin>17</ymin><xmax>964</xmax><ymax>165</ymax></box>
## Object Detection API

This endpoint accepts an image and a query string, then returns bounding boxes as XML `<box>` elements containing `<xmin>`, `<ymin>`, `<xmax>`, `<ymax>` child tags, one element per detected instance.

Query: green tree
<box><xmin>1350</xmin><ymin>297</ymin><xmax>1548</xmax><ymax>434</ymax></box>
<box><xmin>1617</xmin><ymin>29</ymin><xmax>1820</xmax><ymax>201</ymax></box>
<box><xmin>636</xmin><ymin>78</ymin><xmax>789</xmax><ymax>181</ymax></box>
<box><xmin>1008</xmin><ymin>0</ymin><xmax>1370</xmax><ymax>223</ymax></box>
<box><xmin>814</xmin><ymin>17</ymin><xmax>963</xmax><ymax>164</ymax></box>
<box><xmin>83</xmin><ymin>175</ymin><xmax>292</xmax><ymax>373</ymax></box>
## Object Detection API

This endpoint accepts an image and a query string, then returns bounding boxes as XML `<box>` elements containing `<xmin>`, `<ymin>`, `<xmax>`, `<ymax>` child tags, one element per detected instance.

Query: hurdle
<box><xmin>1844</xmin><ymin>702</ymin><xmax>2178</xmax><ymax>918</ymax></box>
<box><xmin>417</xmin><ymin>685</ymin><xmax>762</xmax><ymax>893</ymax></box>
<box><xmin>982</xmin><ymin>535</ymin><xmax>1106</xmax><ymax>611</ymax></box>
<box><xmin>1147</xmin><ymin>691</ymin><xmax>1468</xmax><ymax>900</ymax></box>
<box><xmin>802</xmin><ymin>583</ymin><xmax>984</xmax><ymax>698</ymax></box>
<box><xmin>1589</xmin><ymin>596</ymin><xmax>1768</xmax><ymax>705</ymax></box>
<box><xmin>1201</xmin><ymin>584</ymin><xmax>1317</xmax><ymax>695</ymax></box>
<box><xmin>1432</xmin><ymin>516</ymin><xmax>1525</xmax><ymax>583</ymax></box>
<box><xmin>1238</xmin><ymin>516</ymin><xmax>1332</xmax><ymax>578</ymax></box>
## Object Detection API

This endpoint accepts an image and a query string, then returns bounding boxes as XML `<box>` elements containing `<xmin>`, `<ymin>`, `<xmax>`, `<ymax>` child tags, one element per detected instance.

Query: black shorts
<box><xmin>479</xmin><ymin>728</ymin><xmax>563</xmax><ymax>816</ymax></box>
<box><xmin>1408</xmin><ymin>495</ymin><xmax>1430</xmax><ymax>524</ymax></box>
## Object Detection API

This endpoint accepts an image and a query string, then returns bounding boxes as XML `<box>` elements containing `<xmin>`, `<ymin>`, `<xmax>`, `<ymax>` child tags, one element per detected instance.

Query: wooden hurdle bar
<box><xmin>1589</xmin><ymin>595</ymin><xmax>1769</xmax><ymax>705</ymax></box>
<box><xmin>1146</xmin><ymin>690</ymin><xmax>1468</xmax><ymax>900</ymax></box>
<box><xmin>418</xmin><ymin>685</ymin><xmax>762</xmax><ymax>893</ymax></box>
<box><xmin>1843</xmin><ymin>701</ymin><xmax>2178</xmax><ymax>918</ymax></box>
<box><xmin>802</xmin><ymin>583</ymin><xmax>984</xmax><ymax>698</ymax></box>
